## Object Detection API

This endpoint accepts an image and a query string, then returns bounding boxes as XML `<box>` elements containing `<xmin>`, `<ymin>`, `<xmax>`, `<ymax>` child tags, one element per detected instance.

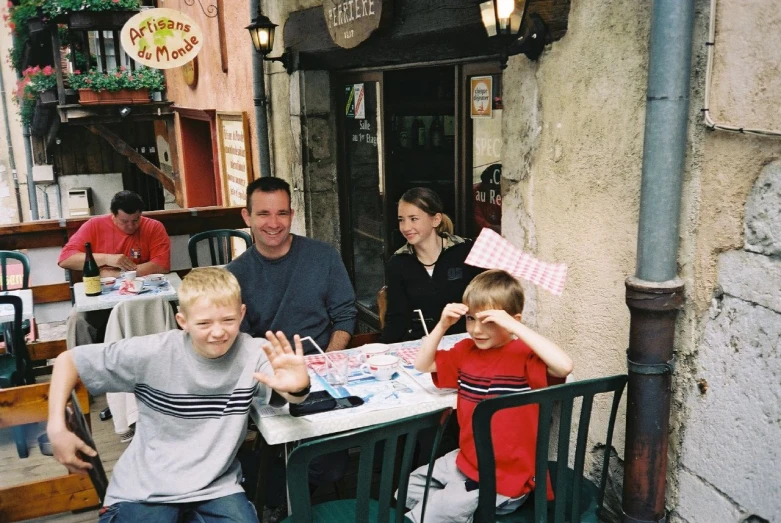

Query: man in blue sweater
<box><xmin>227</xmin><ymin>177</ymin><xmax>356</xmax><ymax>522</ymax></box>
<box><xmin>227</xmin><ymin>177</ymin><xmax>356</xmax><ymax>355</ymax></box>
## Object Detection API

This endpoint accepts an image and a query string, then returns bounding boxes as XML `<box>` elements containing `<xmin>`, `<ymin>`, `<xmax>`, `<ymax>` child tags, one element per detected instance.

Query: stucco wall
<box><xmin>250</xmin><ymin>0</ymin><xmax>780</xmax><ymax>519</ymax></box>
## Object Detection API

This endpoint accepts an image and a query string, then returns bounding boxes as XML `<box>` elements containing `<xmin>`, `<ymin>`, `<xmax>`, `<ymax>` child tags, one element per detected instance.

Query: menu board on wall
<box><xmin>217</xmin><ymin>112</ymin><xmax>253</xmax><ymax>208</ymax></box>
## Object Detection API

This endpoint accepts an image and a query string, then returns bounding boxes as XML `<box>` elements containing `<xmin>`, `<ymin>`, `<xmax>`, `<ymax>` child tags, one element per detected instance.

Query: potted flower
<box><xmin>68</xmin><ymin>66</ymin><xmax>165</xmax><ymax>105</ymax></box>
<box><xmin>15</xmin><ymin>65</ymin><xmax>58</xmax><ymax>134</ymax></box>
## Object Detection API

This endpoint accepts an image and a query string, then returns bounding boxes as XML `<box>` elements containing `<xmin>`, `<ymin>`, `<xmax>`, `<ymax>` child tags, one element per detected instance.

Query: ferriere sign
<box><xmin>120</xmin><ymin>8</ymin><xmax>204</xmax><ymax>69</ymax></box>
<box><xmin>323</xmin><ymin>0</ymin><xmax>390</xmax><ymax>49</ymax></box>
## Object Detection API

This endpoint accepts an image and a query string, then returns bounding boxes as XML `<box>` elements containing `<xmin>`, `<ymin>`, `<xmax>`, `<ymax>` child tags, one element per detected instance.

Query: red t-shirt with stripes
<box><xmin>433</xmin><ymin>338</ymin><xmax>553</xmax><ymax>499</ymax></box>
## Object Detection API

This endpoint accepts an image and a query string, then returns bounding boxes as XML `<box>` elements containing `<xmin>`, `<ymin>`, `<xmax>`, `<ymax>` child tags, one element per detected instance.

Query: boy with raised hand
<box><xmin>47</xmin><ymin>267</ymin><xmax>311</xmax><ymax>523</ymax></box>
<box><xmin>405</xmin><ymin>269</ymin><xmax>574</xmax><ymax>523</ymax></box>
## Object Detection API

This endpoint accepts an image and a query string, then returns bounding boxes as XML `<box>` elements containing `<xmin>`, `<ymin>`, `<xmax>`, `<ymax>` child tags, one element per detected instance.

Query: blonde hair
<box><xmin>177</xmin><ymin>267</ymin><xmax>242</xmax><ymax>313</ymax></box>
<box><xmin>400</xmin><ymin>187</ymin><xmax>454</xmax><ymax>235</ymax></box>
<box><xmin>462</xmin><ymin>270</ymin><xmax>524</xmax><ymax>315</ymax></box>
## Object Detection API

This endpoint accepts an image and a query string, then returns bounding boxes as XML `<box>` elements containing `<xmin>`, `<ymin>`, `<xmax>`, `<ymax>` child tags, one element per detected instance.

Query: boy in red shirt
<box><xmin>405</xmin><ymin>269</ymin><xmax>573</xmax><ymax>523</ymax></box>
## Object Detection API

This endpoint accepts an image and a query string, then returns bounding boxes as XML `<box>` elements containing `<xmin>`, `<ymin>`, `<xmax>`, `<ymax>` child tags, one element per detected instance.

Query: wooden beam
<box><xmin>0</xmin><ymin>473</ymin><xmax>100</xmax><ymax>521</ymax></box>
<box><xmin>0</xmin><ymin>206</ymin><xmax>244</xmax><ymax>250</ymax></box>
<box><xmin>32</xmin><ymin>282</ymin><xmax>72</xmax><ymax>304</ymax></box>
<box><xmin>27</xmin><ymin>339</ymin><xmax>67</xmax><ymax>361</ymax></box>
<box><xmin>86</xmin><ymin>124</ymin><xmax>178</xmax><ymax>195</ymax></box>
<box><xmin>0</xmin><ymin>382</ymin><xmax>88</xmax><ymax>429</ymax></box>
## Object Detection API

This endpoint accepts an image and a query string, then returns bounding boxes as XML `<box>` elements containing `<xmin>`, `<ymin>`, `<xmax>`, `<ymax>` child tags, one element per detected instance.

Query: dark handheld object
<box><xmin>65</xmin><ymin>391</ymin><xmax>109</xmax><ymax>503</ymax></box>
<box><xmin>288</xmin><ymin>390</ymin><xmax>364</xmax><ymax>417</ymax></box>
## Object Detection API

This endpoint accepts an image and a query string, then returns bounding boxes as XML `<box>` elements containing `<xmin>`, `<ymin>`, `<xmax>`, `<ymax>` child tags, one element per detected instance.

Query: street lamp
<box><xmin>246</xmin><ymin>13</ymin><xmax>294</xmax><ymax>73</ymax></box>
<box><xmin>479</xmin><ymin>0</ymin><xmax>547</xmax><ymax>67</ymax></box>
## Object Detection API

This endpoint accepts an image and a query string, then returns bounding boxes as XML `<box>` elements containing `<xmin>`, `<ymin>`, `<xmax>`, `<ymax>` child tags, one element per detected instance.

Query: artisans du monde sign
<box><xmin>323</xmin><ymin>0</ymin><xmax>390</xmax><ymax>49</ymax></box>
<box><xmin>120</xmin><ymin>8</ymin><xmax>204</xmax><ymax>69</ymax></box>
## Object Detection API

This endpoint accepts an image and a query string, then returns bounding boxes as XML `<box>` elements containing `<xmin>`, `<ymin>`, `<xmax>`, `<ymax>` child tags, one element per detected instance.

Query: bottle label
<box><xmin>84</xmin><ymin>276</ymin><xmax>102</xmax><ymax>296</ymax></box>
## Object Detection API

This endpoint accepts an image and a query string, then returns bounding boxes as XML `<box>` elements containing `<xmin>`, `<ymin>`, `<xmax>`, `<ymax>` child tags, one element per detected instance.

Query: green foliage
<box><xmin>67</xmin><ymin>66</ymin><xmax>165</xmax><ymax>93</ymax></box>
<box><xmin>41</xmin><ymin>0</ymin><xmax>141</xmax><ymax>18</ymax></box>
<box><xmin>15</xmin><ymin>65</ymin><xmax>58</xmax><ymax>126</ymax></box>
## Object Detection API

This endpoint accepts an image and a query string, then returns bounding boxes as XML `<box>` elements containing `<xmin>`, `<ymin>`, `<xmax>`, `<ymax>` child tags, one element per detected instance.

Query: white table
<box><xmin>73</xmin><ymin>273</ymin><xmax>183</xmax><ymax>313</ymax></box>
<box><xmin>252</xmin><ymin>334</ymin><xmax>468</xmax><ymax>446</ymax></box>
<box><xmin>0</xmin><ymin>289</ymin><xmax>34</xmax><ymax>323</ymax></box>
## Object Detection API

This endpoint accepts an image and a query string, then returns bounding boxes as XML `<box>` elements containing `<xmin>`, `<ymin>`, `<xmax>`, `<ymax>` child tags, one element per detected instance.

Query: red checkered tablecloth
<box><xmin>465</xmin><ymin>228</ymin><xmax>567</xmax><ymax>295</ymax></box>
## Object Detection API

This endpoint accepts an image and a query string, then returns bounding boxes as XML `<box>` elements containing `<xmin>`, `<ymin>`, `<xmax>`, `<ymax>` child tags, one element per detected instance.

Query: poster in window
<box><xmin>471</xmin><ymin>76</ymin><xmax>493</xmax><ymax>119</ymax></box>
<box><xmin>217</xmin><ymin>112</ymin><xmax>253</xmax><ymax>255</ymax></box>
<box><xmin>472</xmin><ymin>109</ymin><xmax>502</xmax><ymax>234</ymax></box>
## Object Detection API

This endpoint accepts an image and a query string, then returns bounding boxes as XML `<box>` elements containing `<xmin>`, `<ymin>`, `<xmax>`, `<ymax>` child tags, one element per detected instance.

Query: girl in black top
<box><xmin>380</xmin><ymin>188</ymin><xmax>483</xmax><ymax>343</ymax></box>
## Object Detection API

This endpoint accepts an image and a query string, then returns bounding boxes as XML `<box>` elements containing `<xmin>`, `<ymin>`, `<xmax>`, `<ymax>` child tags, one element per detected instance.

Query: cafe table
<box><xmin>72</xmin><ymin>272</ymin><xmax>183</xmax><ymax>313</ymax></box>
<box><xmin>0</xmin><ymin>289</ymin><xmax>34</xmax><ymax>323</ymax></box>
<box><xmin>251</xmin><ymin>333</ymin><xmax>470</xmax><ymax>445</ymax></box>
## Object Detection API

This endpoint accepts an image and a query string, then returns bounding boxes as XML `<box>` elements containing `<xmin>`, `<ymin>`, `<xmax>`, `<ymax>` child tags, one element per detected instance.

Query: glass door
<box><xmin>460</xmin><ymin>63</ymin><xmax>503</xmax><ymax>237</ymax></box>
<box><xmin>337</xmin><ymin>73</ymin><xmax>386</xmax><ymax>322</ymax></box>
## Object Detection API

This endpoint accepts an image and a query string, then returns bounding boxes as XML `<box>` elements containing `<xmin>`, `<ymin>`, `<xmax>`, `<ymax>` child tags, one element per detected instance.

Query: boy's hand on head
<box><xmin>439</xmin><ymin>303</ymin><xmax>469</xmax><ymax>330</ymax></box>
<box><xmin>475</xmin><ymin>309</ymin><xmax>521</xmax><ymax>331</ymax></box>
<box><xmin>48</xmin><ymin>427</ymin><xmax>96</xmax><ymax>475</ymax></box>
<box><xmin>255</xmin><ymin>331</ymin><xmax>310</xmax><ymax>394</ymax></box>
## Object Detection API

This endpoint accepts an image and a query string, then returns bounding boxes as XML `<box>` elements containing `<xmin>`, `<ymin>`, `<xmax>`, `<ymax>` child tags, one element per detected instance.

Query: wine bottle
<box><xmin>411</xmin><ymin>117</ymin><xmax>426</xmax><ymax>149</ymax></box>
<box><xmin>83</xmin><ymin>242</ymin><xmax>101</xmax><ymax>297</ymax></box>
<box><xmin>430</xmin><ymin>115</ymin><xmax>443</xmax><ymax>149</ymax></box>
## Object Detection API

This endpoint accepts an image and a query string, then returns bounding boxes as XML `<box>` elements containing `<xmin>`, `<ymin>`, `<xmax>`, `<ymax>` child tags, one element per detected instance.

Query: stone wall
<box><xmin>673</xmin><ymin>165</ymin><xmax>781</xmax><ymax>523</ymax></box>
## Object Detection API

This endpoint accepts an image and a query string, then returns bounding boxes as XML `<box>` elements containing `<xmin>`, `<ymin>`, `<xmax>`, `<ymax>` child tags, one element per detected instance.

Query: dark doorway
<box><xmin>179</xmin><ymin>115</ymin><xmax>219</xmax><ymax>207</ymax></box>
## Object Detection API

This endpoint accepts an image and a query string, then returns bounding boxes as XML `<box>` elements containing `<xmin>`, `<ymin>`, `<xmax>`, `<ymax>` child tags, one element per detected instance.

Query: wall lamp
<box><xmin>480</xmin><ymin>0</ymin><xmax>547</xmax><ymax>68</ymax></box>
<box><xmin>246</xmin><ymin>13</ymin><xmax>297</xmax><ymax>74</ymax></box>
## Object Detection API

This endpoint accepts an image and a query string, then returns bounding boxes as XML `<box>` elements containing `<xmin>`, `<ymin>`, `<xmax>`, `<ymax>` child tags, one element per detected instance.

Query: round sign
<box><xmin>120</xmin><ymin>8</ymin><xmax>204</xmax><ymax>69</ymax></box>
<box><xmin>323</xmin><ymin>0</ymin><xmax>389</xmax><ymax>49</ymax></box>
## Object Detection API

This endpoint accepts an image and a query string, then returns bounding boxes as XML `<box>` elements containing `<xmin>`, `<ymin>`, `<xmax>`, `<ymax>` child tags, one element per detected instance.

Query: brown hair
<box><xmin>399</xmin><ymin>187</ymin><xmax>454</xmax><ymax>235</ymax></box>
<box><xmin>462</xmin><ymin>269</ymin><xmax>525</xmax><ymax>315</ymax></box>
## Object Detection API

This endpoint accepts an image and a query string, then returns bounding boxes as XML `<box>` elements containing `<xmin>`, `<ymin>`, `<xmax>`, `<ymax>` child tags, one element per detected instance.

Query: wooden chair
<box><xmin>472</xmin><ymin>375</ymin><xmax>628</xmax><ymax>523</ymax></box>
<box><xmin>0</xmin><ymin>382</ymin><xmax>106</xmax><ymax>522</ymax></box>
<box><xmin>188</xmin><ymin>229</ymin><xmax>252</xmax><ymax>267</ymax></box>
<box><xmin>284</xmin><ymin>408</ymin><xmax>453</xmax><ymax>523</ymax></box>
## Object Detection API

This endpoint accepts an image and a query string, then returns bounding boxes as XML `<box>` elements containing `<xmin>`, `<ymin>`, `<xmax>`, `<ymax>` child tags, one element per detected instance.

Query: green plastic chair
<box><xmin>0</xmin><ymin>295</ymin><xmax>36</xmax><ymax>458</ymax></box>
<box><xmin>283</xmin><ymin>408</ymin><xmax>453</xmax><ymax>523</ymax></box>
<box><xmin>0</xmin><ymin>250</ymin><xmax>33</xmax><ymax>337</ymax></box>
<box><xmin>472</xmin><ymin>375</ymin><xmax>628</xmax><ymax>523</ymax></box>
<box><xmin>0</xmin><ymin>250</ymin><xmax>30</xmax><ymax>291</ymax></box>
<box><xmin>187</xmin><ymin>229</ymin><xmax>253</xmax><ymax>267</ymax></box>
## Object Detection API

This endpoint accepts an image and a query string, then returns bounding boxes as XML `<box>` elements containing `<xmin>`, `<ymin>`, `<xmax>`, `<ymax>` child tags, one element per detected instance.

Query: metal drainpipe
<box><xmin>0</xmin><ymin>61</ymin><xmax>24</xmax><ymax>222</ymax></box>
<box><xmin>622</xmin><ymin>1</ymin><xmax>695</xmax><ymax>522</ymax></box>
<box><xmin>251</xmin><ymin>0</ymin><xmax>272</xmax><ymax>178</ymax></box>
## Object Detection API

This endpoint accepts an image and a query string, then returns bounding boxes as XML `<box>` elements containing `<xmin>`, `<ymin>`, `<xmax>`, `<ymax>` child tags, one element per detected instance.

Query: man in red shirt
<box><xmin>59</xmin><ymin>190</ymin><xmax>171</xmax><ymax>347</ymax></box>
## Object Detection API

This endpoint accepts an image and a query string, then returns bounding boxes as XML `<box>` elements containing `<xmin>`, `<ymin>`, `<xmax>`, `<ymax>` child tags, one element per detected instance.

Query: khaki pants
<box><xmin>403</xmin><ymin>449</ymin><xmax>527</xmax><ymax>523</ymax></box>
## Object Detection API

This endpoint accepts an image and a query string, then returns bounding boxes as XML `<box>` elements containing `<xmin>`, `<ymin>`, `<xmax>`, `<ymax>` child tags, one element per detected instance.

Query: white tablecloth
<box><xmin>252</xmin><ymin>334</ymin><xmax>470</xmax><ymax>445</ymax></box>
<box><xmin>0</xmin><ymin>289</ymin><xmax>34</xmax><ymax>323</ymax></box>
<box><xmin>73</xmin><ymin>273</ymin><xmax>182</xmax><ymax>312</ymax></box>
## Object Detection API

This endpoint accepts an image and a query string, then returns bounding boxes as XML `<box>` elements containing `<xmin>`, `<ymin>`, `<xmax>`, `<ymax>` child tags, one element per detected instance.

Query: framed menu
<box><xmin>216</xmin><ymin>111</ymin><xmax>253</xmax><ymax>208</ymax></box>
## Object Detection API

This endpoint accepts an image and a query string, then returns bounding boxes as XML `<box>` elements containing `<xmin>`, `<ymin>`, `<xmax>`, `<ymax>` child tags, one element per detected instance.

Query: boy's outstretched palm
<box><xmin>255</xmin><ymin>331</ymin><xmax>310</xmax><ymax>394</ymax></box>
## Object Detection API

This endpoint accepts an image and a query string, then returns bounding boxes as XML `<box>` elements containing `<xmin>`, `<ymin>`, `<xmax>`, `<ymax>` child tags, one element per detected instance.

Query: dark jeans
<box><xmin>97</xmin><ymin>492</ymin><xmax>258</xmax><ymax>523</ymax></box>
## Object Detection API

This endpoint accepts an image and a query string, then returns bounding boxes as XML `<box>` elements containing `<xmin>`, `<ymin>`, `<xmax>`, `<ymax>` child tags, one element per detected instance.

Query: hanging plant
<box><xmin>15</xmin><ymin>65</ymin><xmax>58</xmax><ymax>126</ymax></box>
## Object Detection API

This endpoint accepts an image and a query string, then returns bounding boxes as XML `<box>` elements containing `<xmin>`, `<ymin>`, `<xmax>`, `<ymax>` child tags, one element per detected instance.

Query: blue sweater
<box><xmin>227</xmin><ymin>235</ymin><xmax>356</xmax><ymax>354</ymax></box>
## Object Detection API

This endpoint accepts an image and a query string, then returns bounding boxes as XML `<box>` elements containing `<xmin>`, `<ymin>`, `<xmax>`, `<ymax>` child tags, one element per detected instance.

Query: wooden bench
<box><xmin>0</xmin><ymin>382</ymin><xmax>102</xmax><ymax>522</ymax></box>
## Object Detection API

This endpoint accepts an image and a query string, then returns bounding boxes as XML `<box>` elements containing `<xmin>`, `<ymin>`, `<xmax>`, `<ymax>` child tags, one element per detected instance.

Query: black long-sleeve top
<box><xmin>379</xmin><ymin>234</ymin><xmax>484</xmax><ymax>343</ymax></box>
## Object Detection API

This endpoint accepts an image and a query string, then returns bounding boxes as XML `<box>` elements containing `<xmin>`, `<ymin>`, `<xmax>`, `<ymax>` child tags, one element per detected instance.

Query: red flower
<box><xmin>43</xmin><ymin>66</ymin><xmax>54</xmax><ymax>76</ymax></box>
<box><xmin>8</xmin><ymin>21</ymin><xmax>15</xmax><ymax>31</ymax></box>
<box><xmin>74</xmin><ymin>70</ymin><xmax>81</xmax><ymax>75</ymax></box>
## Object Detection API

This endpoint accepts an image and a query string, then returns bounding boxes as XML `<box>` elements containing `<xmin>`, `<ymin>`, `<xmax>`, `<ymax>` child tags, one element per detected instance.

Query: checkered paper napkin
<box><xmin>465</xmin><ymin>228</ymin><xmax>567</xmax><ymax>295</ymax></box>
